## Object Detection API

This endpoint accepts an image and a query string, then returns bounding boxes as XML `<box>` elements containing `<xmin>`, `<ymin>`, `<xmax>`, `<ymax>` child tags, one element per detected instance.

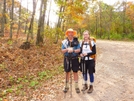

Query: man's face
<box><xmin>68</xmin><ymin>31</ymin><xmax>74</xmax><ymax>39</ymax></box>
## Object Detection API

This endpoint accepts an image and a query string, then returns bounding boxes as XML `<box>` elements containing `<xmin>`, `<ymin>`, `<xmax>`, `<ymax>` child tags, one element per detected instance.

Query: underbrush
<box><xmin>0</xmin><ymin>37</ymin><xmax>64</xmax><ymax>100</ymax></box>
<box><xmin>99</xmin><ymin>32</ymin><xmax>134</xmax><ymax>41</ymax></box>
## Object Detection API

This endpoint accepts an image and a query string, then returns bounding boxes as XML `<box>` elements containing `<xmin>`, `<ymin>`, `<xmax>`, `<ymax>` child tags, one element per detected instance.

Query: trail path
<box><xmin>55</xmin><ymin>40</ymin><xmax>134</xmax><ymax>101</ymax></box>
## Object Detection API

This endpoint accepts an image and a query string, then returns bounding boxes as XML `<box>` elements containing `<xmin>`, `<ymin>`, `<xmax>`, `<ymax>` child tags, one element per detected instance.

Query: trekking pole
<box><xmin>81</xmin><ymin>56</ymin><xmax>86</xmax><ymax>80</ymax></box>
<box><xmin>83</xmin><ymin>57</ymin><xmax>86</xmax><ymax>78</ymax></box>
<box><xmin>69</xmin><ymin>53</ymin><xmax>72</xmax><ymax>98</ymax></box>
<box><xmin>64</xmin><ymin>72</ymin><xmax>67</xmax><ymax>98</ymax></box>
<box><xmin>81</xmin><ymin>56</ymin><xmax>86</xmax><ymax>94</ymax></box>
<box><xmin>64</xmin><ymin>58</ymin><xmax>69</xmax><ymax>98</ymax></box>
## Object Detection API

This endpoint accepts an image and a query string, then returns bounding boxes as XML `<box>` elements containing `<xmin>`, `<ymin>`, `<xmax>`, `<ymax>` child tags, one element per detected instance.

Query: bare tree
<box><xmin>24</xmin><ymin>0</ymin><xmax>29</xmax><ymax>34</ymax></box>
<box><xmin>17</xmin><ymin>0</ymin><xmax>22</xmax><ymax>37</ymax></box>
<box><xmin>108</xmin><ymin>7</ymin><xmax>113</xmax><ymax>40</ymax></box>
<box><xmin>10</xmin><ymin>0</ymin><xmax>14</xmax><ymax>39</ymax></box>
<box><xmin>122</xmin><ymin>0</ymin><xmax>127</xmax><ymax>35</ymax></box>
<box><xmin>36</xmin><ymin>0</ymin><xmax>47</xmax><ymax>45</ymax></box>
<box><xmin>47</xmin><ymin>0</ymin><xmax>52</xmax><ymax>26</ymax></box>
<box><xmin>27</xmin><ymin>0</ymin><xmax>38</xmax><ymax>42</ymax></box>
<box><xmin>0</xmin><ymin>0</ymin><xmax>6</xmax><ymax>37</ymax></box>
<box><xmin>41</xmin><ymin>0</ymin><xmax>47</xmax><ymax>33</ymax></box>
<box><xmin>98</xmin><ymin>1</ymin><xmax>102</xmax><ymax>38</ymax></box>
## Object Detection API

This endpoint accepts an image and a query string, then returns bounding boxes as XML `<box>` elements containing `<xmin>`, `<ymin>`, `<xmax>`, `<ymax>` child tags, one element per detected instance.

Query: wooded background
<box><xmin>0</xmin><ymin>0</ymin><xmax>134</xmax><ymax>100</ymax></box>
<box><xmin>0</xmin><ymin>0</ymin><xmax>134</xmax><ymax>43</ymax></box>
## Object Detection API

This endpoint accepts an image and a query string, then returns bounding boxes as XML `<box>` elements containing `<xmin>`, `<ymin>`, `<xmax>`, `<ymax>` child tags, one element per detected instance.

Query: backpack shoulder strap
<box><xmin>89</xmin><ymin>37</ymin><xmax>96</xmax><ymax>50</ymax></box>
<box><xmin>62</xmin><ymin>39</ymin><xmax>68</xmax><ymax>48</ymax></box>
<box><xmin>89</xmin><ymin>40</ymin><xmax>92</xmax><ymax>50</ymax></box>
<box><xmin>81</xmin><ymin>40</ymin><xmax>84</xmax><ymax>48</ymax></box>
<box><xmin>89</xmin><ymin>39</ymin><xmax>96</xmax><ymax>60</ymax></box>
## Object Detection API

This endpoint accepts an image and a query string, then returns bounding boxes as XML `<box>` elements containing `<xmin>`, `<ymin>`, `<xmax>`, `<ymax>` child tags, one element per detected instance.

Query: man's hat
<box><xmin>65</xmin><ymin>28</ymin><xmax>77</xmax><ymax>37</ymax></box>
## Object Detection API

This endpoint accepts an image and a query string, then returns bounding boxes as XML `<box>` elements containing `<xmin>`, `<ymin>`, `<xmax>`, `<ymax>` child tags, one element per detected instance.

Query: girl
<box><xmin>80</xmin><ymin>30</ymin><xmax>96</xmax><ymax>93</ymax></box>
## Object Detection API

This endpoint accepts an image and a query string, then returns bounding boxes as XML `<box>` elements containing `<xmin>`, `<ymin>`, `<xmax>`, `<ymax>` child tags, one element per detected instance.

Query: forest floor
<box><xmin>0</xmin><ymin>36</ymin><xmax>134</xmax><ymax>101</ymax></box>
<box><xmin>0</xmin><ymin>35</ymin><xmax>64</xmax><ymax>101</ymax></box>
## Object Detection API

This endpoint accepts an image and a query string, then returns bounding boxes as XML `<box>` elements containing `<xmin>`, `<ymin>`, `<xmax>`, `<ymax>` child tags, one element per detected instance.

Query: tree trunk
<box><xmin>27</xmin><ymin>0</ymin><xmax>37</xmax><ymax>42</ymax></box>
<box><xmin>95</xmin><ymin>14</ymin><xmax>98</xmax><ymax>38</ymax></box>
<box><xmin>99</xmin><ymin>2</ymin><xmax>102</xmax><ymax>38</ymax></box>
<box><xmin>123</xmin><ymin>1</ymin><xmax>127</xmax><ymax>35</ymax></box>
<box><xmin>108</xmin><ymin>8</ymin><xmax>113</xmax><ymax>40</ymax></box>
<box><xmin>47</xmin><ymin>0</ymin><xmax>52</xmax><ymax>26</ymax></box>
<box><xmin>0</xmin><ymin>0</ymin><xmax>6</xmax><ymax>37</ymax></box>
<box><xmin>17</xmin><ymin>0</ymin><xmax>22</xmax><ymax>37</ymax></box>
<box><xmin>41</xmin><ymin>0</ymin><xmax>47</xmax><ymax>33</ymax></box>
<box><xmin>24</xmin><ymin>0</ymin><xmax>29</xmax><ymax>34</ymax></box>
<box><xmin>10</xmin><ymin>0</ymin><xmax>14</xmax><ymax>39</ymax></box>
<box><xmin>62</xmin><ymin>0</ymin><xmax>68</xmax><ymax>32</ymax></box>
<box><xmin>36</xmin><ymin>0</ymin><xmax>45</xmax><ymax>45</ymax></box>
<box><xmin>55</xmin><ymin>0</ymin><xmax>67</xmax><ymax>44</ymax></box>
<box><xmin>57</xmin><ymin>6</ymin><xmax>63</xmax><ymax>28</ymax></box>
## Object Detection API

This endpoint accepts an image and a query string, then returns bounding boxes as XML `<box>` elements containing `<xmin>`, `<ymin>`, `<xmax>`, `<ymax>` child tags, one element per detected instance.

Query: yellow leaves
<box><xmin>3</xmin><ymin>99</ymin><xmax>8</xmax><ymax>101</ymax></box>
<box><xmin>62</xmin><ymin>0</ymin><xmax>88</xmax><ymax>29</ymax></box>
<box><xmin>5</xmin><ymin>13</ymin><xmax>10</xmax><ymax>19</ymax></box>
<box><xmin>126</xmin><ymin>2</ymin><xmax>134</xmax><ymax>28</ymax></box>
<box><xmin>6</xmin><ymin>0</ymin><xmax>21</xmax><ymax>8</ymax></box>
<box><xmin>0</xmin><ymin>13</ymin><xmax>2</xmax><ymax>17</ymax></box>
<box><xmin>6</xmin><ymin>0</ymin><xmax>12</xmax><ymax>7</ymax></box>
<box><xmin>13</xmin><ymin>23</ymin><xmax>18</xmax><ymax>29</ymax></box>
<box><xmin>126</xmin><ymin>2</ymin><xmax>134</xmax><ymax>17</ymax></box>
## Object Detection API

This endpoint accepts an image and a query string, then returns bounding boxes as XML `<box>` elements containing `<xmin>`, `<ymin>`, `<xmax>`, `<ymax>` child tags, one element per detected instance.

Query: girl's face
<box><xmin>83</xmin><ymin>32</ymin><xmax>89</xmax><ymax>40</ymax></box>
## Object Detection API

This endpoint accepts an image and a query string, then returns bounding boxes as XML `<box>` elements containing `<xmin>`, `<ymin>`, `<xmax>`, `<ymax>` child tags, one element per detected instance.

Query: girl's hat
<box><xmin>65</xmin><ymin>28</ymin><xmax>77</xmax><ymax>37</ymax></box>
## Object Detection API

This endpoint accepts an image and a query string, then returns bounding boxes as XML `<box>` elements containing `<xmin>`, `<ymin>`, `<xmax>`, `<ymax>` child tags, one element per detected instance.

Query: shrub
<box><xmin>110</xmin><ymin>33</ymin><xmax>122</xmax><ymax>40</ymax></box>
<box><xmin>127</xmin><ymin>33</ymin><xmax>134</xmax><ymax>40</ymax></box>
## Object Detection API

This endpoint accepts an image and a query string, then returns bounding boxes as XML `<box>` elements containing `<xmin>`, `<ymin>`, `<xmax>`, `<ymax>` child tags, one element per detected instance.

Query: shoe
<box><xmin>63</xmin><ymin>87</ymin><xmax>69</xmax><ymax>93</ymax></box>
<box><xmin>87</xmin><ymin>85</ymin><xmax>93</xmax><ymax>93</ymax></box>
<box><xmin>81</xmin><ymin>84</ymin><xmax>88</xmax><ymax>91</ymax></box>
<box><xmin>75</xmin><ymin>88</ymin><xmax>80</xmax><ymax>93</ymax></box>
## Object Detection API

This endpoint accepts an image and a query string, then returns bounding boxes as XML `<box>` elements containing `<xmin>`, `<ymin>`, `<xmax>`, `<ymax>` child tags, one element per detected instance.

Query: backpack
<box><xmin>81</xmin><ymin>37</ymin><xmax>96</xmax><ymax>61</ymax></box>
<box><xmin>62</xmin><ymin>37</ymin><xmax>79</xmax><ymax>48</ymax></box>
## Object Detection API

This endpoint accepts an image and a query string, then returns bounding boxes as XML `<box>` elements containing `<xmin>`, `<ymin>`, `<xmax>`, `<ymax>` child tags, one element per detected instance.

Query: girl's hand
<box><xmin>83</xmin><ymin>53</ymin><xmax>88</xmax><ymax>56</ymax></box>
<box><xmin>80</xmin><ymin>54</ymin><xmax>84</xmax><ymax>57</ymax></box>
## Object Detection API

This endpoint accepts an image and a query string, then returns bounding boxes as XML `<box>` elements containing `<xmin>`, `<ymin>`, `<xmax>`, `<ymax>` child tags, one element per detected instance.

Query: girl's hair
<box><xmin>83</xmin><ymin>30</ymin><xmax>91</xmax><ymax>35</ymax></box>
<box><xmin>83</xmin><ymin>30</ymin><xmax>91</xmax><ymax>41</ymax></box>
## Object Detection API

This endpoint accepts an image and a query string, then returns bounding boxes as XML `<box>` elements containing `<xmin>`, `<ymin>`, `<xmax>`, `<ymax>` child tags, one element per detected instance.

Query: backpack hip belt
<box><xmin>64</xmin><ymin>56</ymin><xmax>78</xmax><ymax>60</ymax></box>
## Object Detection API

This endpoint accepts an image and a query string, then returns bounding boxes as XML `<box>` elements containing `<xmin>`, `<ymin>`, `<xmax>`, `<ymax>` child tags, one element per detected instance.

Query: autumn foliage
<box><xmin>0</xmin><ymin>36</ymin><xmax>63</xmax><ymax>98</ymax></box>
<box><xmin>126</xmin><ymin>2</ymin><xmax>134</xmax><ymax>28</ymax></box>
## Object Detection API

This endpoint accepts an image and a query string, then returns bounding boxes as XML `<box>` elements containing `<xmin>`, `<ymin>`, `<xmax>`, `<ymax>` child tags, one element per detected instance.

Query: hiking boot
<box><xmin>81</xmin><ymin>84</ymin><xmax>88</xmax><ymax>91</ymax></box>
<box><xmin>87</xmin><ymin>85</ymin><xmax>93</xmax><ymax>93</ymax></box>
<box><xmin>63</xmin><ymin>87</ymin><xmax>69</xmax><ymax>93</ymax></box>
<box><xmin>75</xmin><ymin>88</ymin><xmax>80</xmax><ymax>93</ymax></box>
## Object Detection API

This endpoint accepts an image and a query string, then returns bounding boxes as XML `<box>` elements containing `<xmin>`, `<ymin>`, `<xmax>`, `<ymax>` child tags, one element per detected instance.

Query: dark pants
<box><xmin>80</xmin><ymin>59</ymin><xmax>95</xmax><ymax>74</ymax></box>
<box><xmin>64</xmin><ymin>57</ymin><xmax>79</xmax><ymax>72</ymax></box>
<box><xmin>80</xmin><ymin>59</ymin><xmax>95</xmax><ymax>83</ymax></box>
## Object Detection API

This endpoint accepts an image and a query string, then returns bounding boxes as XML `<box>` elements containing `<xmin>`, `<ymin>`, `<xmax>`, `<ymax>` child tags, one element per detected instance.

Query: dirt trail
<box><xmin>56</xmin><ymin>40</ymin><xmax>134</xmax><ymax>101</ymax></box>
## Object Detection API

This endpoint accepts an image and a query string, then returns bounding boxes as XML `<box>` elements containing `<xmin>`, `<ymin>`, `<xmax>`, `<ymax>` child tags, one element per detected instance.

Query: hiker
<box><xmin>79</xmin><ymin>30</ymin><xmax>96</xmax><ymax>93</ymax></box>
<box><xmin>61</xmin><ymin>28</ymin><xmax>80</xmax><ymax>93</ymax></box>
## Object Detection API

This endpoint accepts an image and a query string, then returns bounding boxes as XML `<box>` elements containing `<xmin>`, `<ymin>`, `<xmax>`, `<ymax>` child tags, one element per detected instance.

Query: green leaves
<box><xmin>29</xmin><ymin>81</ymin><xmax>39</xmax><ymax>87</ymax></box>
<box><xmin>38</xmin><ymin>71</ymin><xmax>47</xmax><ymax>80</ymax></box>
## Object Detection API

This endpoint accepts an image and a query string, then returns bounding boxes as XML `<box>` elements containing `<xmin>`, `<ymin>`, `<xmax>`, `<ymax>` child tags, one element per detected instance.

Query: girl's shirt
<box><xmin>80</xmin><ymin>40</ymin><xmax>95</xmax><ymax>60</ymax></box>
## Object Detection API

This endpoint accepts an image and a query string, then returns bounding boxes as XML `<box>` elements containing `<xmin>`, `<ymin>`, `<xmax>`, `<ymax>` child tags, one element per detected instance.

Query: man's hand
<box><xmin>67</xmin><ymin>47</ymin><xmax>73</xmax><ymax>53</ymax></box>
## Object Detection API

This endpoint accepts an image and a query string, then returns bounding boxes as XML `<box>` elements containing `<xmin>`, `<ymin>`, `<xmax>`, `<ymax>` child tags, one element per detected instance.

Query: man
<box><xmin>61</xmin><ymin>28</ymin><xmax>80</xmax><ymax>93</ymax></box>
